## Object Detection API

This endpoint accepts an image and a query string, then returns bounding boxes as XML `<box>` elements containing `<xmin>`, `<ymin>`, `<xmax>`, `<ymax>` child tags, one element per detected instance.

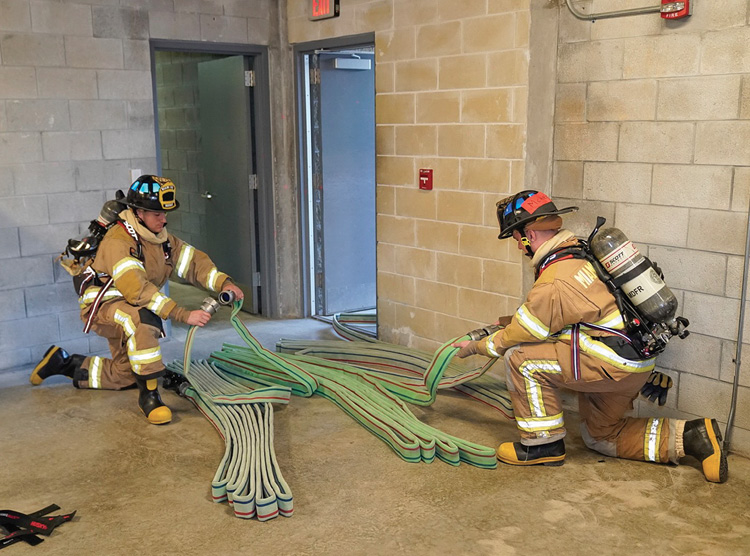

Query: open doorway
<box><xmin>150</xmin><ymin>41</ymin><xmax>275</xmax><ymax>316</ymax></box>
<box><xmin>296</xmin><ymin>35</ymin><xmax>377</xmax><ymax>320</ymax></box>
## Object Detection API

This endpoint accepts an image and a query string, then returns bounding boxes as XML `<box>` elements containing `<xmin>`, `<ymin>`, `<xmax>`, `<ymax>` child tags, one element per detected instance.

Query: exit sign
<box><xmin>310</xmin><ymin>0</ymin><xmax>340</xmax><ymax>20</ymax></box>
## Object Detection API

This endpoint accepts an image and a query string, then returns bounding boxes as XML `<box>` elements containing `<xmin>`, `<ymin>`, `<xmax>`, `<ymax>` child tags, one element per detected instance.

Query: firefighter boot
<box><xmin>136</xmin><ymin>377</ymin><xmax>172</xmax><ymax>425</ymax></box>
<box><xmin>683</xmin><ymin>418</ymin><xmax>728</xmax><ymax>483</ymax></box>
<box><xmin>30</xmin><ymin>346</ymin><xmax>85</xmax><ymax>386</ymax></box>
<box><xmin>496</xmin><ymin>438</ymin><xmax>566</xmax><ymax>466</ymax></box>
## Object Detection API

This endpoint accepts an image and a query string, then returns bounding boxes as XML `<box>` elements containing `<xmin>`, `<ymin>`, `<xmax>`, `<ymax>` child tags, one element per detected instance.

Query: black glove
<box><xmin>640</xmin><ymin>371</ymin><xmax>673</xmax><ymax>406</ymax></box>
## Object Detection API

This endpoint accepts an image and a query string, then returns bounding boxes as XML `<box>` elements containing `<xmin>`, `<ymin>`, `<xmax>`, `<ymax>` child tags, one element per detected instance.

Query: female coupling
<box><xmin>199</xmin><ymin>290</ymin><xmax>236</xmax><ymax>315</ymax></box>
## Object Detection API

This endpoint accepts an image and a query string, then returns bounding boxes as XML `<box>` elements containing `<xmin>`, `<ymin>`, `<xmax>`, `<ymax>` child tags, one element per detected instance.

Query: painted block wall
<box><xmin>288</xmin><ymin>0</ymin><xmax>530</xmax><ymax>354</ymax></box>
<box><xmin>554</xmin><ymin>0</ymin><xmax>750</xmax><ymax>455</ymax></box>
<box><xmin>0</xmin><ymin>1</ymin><xmax>284</xmax><ymax>375</ymax></box>
<box><xmin>289</xmin><ymin>0</ymin><xmax>750</xmax><ymax>456</ymax></box>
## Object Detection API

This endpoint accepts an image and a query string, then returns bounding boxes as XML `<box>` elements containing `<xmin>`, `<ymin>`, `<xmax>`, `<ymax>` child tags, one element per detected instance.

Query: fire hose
<box><xmin>168</xmin><ymin>298</ymin><xmax>513</xmax><ymax>518</ymax></box>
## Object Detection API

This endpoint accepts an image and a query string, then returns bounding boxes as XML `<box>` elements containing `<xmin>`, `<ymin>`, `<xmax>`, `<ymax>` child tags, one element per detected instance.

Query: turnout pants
<box><xmin>77</xmin><ymin>300</ymin><xmax>166</xmax><ymax>390</ymax></box>
<box><xmin>505</xmin><ymin>342</ymin><xmax>680</xmax><ymax>464</ymax></box>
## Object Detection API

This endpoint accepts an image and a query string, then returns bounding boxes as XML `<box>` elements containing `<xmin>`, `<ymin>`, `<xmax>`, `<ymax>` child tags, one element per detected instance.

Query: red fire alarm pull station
<box><xmin>419</xmin><ymin>169</ymin><xmax>433</xmax><ymax>191</ymax></box>
<box><xmin>661</xmin><ymin>0</ymin><xmax>691</xmax><ymax>19</ymax></box>
<box><xmin>310</xmin><ymin>0</ymin><xmax>340</xmax><ymax>20</ymax></box>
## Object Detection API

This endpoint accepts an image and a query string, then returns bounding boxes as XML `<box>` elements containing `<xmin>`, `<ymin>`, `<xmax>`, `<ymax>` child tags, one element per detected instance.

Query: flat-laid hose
<box><xmin>168</xmin><ymin>302</ymin><xmax>513</xmax><ymax>520</ymax></box>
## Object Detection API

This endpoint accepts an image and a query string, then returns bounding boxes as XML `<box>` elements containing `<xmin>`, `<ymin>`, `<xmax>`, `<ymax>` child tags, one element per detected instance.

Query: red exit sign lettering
<box><xmin>310</xmin><ymin>0</ymin><xmax>340</xmax><ymax>20</ymax></box>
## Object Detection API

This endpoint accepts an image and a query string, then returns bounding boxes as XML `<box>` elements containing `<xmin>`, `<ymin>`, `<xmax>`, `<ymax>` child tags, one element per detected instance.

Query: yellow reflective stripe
<box><xmin>515</xmin><ymin>412</ymin><xmax>565</xmax><ymax>432</ymax></box>
<box><xmin>645</xmin><ymin>418</ymin><xmax>663</xmax><ymax>462</ymax></box>
<box><xmin>89</xmin><ymin>356</ymin><xmax>103</xmax><ymax>389</ymax></box>
<box><xmin>516</xmin><ymin>304</ymin><xmax>550</xmax><ymax>340</ymax></box>
<box><xmin>484</xmin><ymin>331</ymin><xmax>502</xmax><ymax>358</ymax></box>
<box><xmin>114</xmin><ymin>309</ymin><xmax>136</xmax><ymax>337</ymax></box>
<box><xmin>176</xmin><ymin>245</ymin><xmax>195</xmax><ymax>278</ymax></box>
<box><xmin>518</xmin><ymin>359</ymin><xmax>561</xmax><ymax>421</ymax></box>
<box><xmin>206</xmin><ymin>268</ymin><xmax>219</xmax><ymax>290</ymax></box>
<box><xmin>557</xmin><ymin>329</ymin><xmax>656</xmax><ymax>372</ymax></box>
<box><xmin>78</xmin><ymin>288</ymin><xmax>122</xmax><ymax>307</ymax></box>
<box><xmin>148</xmin><ymin>292</ymin><xmax>170</xmax><ymax>315</ymax></box>
<box><xmin>590</xmin><ymin>311</ymin><xmax>625</xmax><ymax>330</ymax></box>
<box><xmin>112</xmin><ymin>257</ymin><xmax>145</xmax><ymax>280</ymax></box>
<box><xmin>129</xmin><ymin>346</ymin><xmax>162</xmax><ymax>365</ymax></box>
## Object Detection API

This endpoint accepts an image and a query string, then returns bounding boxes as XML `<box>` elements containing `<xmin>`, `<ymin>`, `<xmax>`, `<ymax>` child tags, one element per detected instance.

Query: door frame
<box><xmin>149</xmin><ymin>39</ymin><xmax>277</xmax><ymax>315</ymax></box>
<box><xmin>293</xmin><ymin>32</ymin><xmax>376</xmax><ymax>317</ymax></box>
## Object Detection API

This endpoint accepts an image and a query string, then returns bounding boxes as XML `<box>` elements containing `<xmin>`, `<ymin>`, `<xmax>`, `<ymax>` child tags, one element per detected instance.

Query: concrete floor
<box><xmin>3</xmin><ymin>284</ymin><xmax>750</xmax><ymax>555</ymax></box>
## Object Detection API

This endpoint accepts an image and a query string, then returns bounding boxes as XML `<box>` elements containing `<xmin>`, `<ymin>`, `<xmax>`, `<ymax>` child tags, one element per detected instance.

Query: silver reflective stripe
<box><xmin>516</xmin><ymin>304</ymin><xmax>550</xmax><ymax>339</ymax></box>
<box><xmin>177</xmin><ymin>245</ymin><xmax>195</xmax><ymax>278</ymax></box>
<box><xmin>89</xmin><ymin>356</ymin><xmax>103</xmax><ymax>389</ymax></box>
<box><xmin>113</xmin><ymin>258</ymin><xmax>145</xmax><ymax>280</ymax></box>
<box><xmin>646</xmin><ymin>418</ymin><xmax>661</xmax><ymax>462</ymax></box>
<box><xmin>148</xmin><ymin>292</ymin><xmax>170</xmax><ymax>315</ymax></box>
<box><xmin>485</xmin><ymin>332</ymin><xmax>502</xmax><ymax>358</ymax></box>
<box><xmin>516</xmin><ymin>412</ymin><xmax>565</xmax><ymax>432</ymax></box>
<box><xmin>207</xmin><ymin>268</ymin><xmax>220</xmax><ymax>291</ymax></box>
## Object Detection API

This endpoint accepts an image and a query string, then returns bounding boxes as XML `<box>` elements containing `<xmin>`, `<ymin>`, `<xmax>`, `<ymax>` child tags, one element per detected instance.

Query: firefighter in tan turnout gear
<box><xmin>453</xmin><ymin>190</ymin><xmax>728</xmax><ymax>483</ymax></box>
<box><xmin>30</xmin><ymin>175</ymin><xmax>244</xmax><ymax>425</ymax></box>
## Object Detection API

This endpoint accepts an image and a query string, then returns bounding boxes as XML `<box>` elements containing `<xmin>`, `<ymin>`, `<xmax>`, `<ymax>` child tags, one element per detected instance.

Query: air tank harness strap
<box><xmin>570</xmin><ymin>322</ymin><xmax>637</xmax><ymax>380</ymax></box>
<box><xmin>0</xmin><ymin>505</ymin><xmax>76</xmax><ymax>549</ymax></box>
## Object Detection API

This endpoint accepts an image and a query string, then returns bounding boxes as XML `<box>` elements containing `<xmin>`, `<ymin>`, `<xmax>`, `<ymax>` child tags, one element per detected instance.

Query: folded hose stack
<box><xmin>169</xmin><ymin>303</ymin><xmax>515</xmax><ymax>520</ymax></box>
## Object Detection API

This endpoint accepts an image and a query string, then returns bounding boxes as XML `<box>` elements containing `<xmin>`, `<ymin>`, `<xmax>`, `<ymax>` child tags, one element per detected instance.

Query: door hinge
<box><xmin>249</xmin><ymin>174</ymin><xmax>257</xmax><ymax>190</ymax></box>
<box><xmin>245</xmin><ymin>70</ymin><xmax>255</xmax><ymax>87</ymax></box>
<box><xmin>310</xmin><ymin>68</ymin><xmax>320</xmax><ymax>85</ymax></box>
<box><xmin>252</xmin><ymin>272</ymin><xmax>261</xmax><ymax>288</ymax></box>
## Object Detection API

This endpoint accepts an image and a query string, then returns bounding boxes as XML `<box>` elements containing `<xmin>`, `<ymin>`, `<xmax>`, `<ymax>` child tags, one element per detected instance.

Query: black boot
<box><xmin>496</xmin><ymin>438</ymin><xmax>565</xmax><ymax>466</ymax></box>
<box><xmin>30</xmin><ymin>346</ymin><xmax>85</xmax><ymax>386</ymax></box>
<box><xmin>683</xmin><ymin>418</ymin><xmax>728</xmax><ymax>483</ymax></box>
<box><xmin>135</xmin><ymin>376</ymin><xmax>172</xmax><ymax>425</ymax></box>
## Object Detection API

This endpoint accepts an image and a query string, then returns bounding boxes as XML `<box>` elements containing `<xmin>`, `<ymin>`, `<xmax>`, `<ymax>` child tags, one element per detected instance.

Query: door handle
<box><xmin>201</xmin><ymin>191</ymin><xmax>213</xmax><ymax>199</ymax></box>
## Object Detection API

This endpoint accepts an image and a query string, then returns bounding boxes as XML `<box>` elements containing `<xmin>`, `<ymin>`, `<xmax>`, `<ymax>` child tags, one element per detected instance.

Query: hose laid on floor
<box><xmin>171</xmin><ymin>301</ymin><xmax>504</xmax><ymax>522</ymax></box>
<box><xmin>169</xmin><ymin>303</ymin><xmax>296</xmax><ymax>521</ymax></box>
<box><xmin>278</xmin><ymin>313</ymin><xmax>514</xmax><ymax>419</ymax></box>
<box><xmin>210</xmin><ymin>302</ymin><xmax>500</xmax><ymax>467</ymax></box>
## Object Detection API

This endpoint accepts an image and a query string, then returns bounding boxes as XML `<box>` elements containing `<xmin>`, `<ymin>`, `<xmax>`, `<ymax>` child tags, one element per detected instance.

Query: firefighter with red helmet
<box><xmin>30</xmin><ymin>175</ymin><xmax>244</xmax><ymax>425</ymax></box>
<box><xmin>453</xmin><ymin>190</ymin><xmax>728</xmax><ymax>483</ymax></box>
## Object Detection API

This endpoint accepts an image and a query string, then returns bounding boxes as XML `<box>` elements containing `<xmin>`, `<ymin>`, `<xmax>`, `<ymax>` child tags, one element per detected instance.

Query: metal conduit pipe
<box><xmin>564</xmin><ymin>0</ymin><xmax>663</xmax><ymax>20</ymax></box>
<box><xmin>725</xmin><ymin>205</ymin><xmax>750</xmax><ymax>451</ymax></box>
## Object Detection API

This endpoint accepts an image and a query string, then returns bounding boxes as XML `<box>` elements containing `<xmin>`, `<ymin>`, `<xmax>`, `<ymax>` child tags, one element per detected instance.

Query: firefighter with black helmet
<box><xmin>453</xmin><ymin>190</ymin><xmax>728</xmax><ymax>483</ymax></box>
<box><xmin>30</xmin><ymin>175</ymin><xmax>244</xmax><ymax>425</ymax></box>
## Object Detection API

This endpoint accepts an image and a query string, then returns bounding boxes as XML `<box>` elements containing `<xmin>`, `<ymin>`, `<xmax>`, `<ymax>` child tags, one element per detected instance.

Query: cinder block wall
<box><xmin>553</xmin><ymin>0</ymin><xmax>750</xmax><ymax>454</ymax></box>
<box><xmin>155</xmin><ymin>51</ymin><xmax>225</xmax><ymax>251</ymax></box>
<box><xmin>288</xmin><ymin>0</ymin><xmax>530</xmax><ymax>353</ymax></box>
<box><xmin>0</xmin><ymin>1</ymin><xmax>283</xmax><ymax>374</ymax></box>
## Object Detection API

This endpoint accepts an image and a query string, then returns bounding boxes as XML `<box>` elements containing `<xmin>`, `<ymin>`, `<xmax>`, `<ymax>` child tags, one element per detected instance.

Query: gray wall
<box><xmin>0</xmin><ymin>0</ymin><xmax>295</xmax><ymax>374</ymax></box>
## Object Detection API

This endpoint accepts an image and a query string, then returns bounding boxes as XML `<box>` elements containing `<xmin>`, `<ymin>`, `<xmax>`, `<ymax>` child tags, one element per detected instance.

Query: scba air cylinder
<box><xmin>590</xmin><ymin>227</ymin><xmax>678</xmax><ymax>324</ymax></box>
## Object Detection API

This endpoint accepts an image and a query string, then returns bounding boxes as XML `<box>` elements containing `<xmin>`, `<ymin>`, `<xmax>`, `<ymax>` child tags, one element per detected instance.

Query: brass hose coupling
<box><xmin>467</xmin><ymin>324</ymin><xmax>503</xmax><ymax>341</ymax></box>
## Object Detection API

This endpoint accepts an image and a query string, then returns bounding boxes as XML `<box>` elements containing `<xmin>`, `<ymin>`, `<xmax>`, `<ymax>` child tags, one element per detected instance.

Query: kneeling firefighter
<box><xmin>31</xmin><ymin>175</ymin><xmax>244</xmax><ymax>425</ymax></box>
<box><xmin>453</xmin><ymin>190</ymin><xmax>728</xmax><ymax>483</ymax></box>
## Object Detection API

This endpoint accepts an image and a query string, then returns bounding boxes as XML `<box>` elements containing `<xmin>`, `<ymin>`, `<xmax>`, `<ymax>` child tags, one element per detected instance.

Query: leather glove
<box><xmin>640</xmin><ymin>371</ymin><xmax>673</xmax><ymax>406</ymax></box>
<box><xmin>496</xmin><ymin>315</ymin><xmax>513</xmax><ymax>327</ymax></box>
<box><xmin>452</xmin><ymin>340</ymin><xmax>481</xmax><ymax>358</ymax></box>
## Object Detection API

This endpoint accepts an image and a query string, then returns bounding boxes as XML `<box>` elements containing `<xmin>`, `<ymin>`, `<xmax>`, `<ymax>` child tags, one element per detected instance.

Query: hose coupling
<box><xmin>218</xmin><ymin>290</ymin><xmax>236</xmax><ymax>305</ymax></box>
<box><xmin>467</xmin><ymin>324</ymin><xmax>503</xmax><ymax>341</ymax></box>
<box><xmin>200</xmin><ymin>296</ymin><xmax>221</xmax><ymax>315</ymax></box>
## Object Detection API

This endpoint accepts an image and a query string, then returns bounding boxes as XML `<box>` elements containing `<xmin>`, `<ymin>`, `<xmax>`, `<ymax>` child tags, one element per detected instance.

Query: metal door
<box><xmin>198</xmin><ymin>56</ymin><xmax>259</xmax><ymax>312</ymax></box>
<box><xmin>313</xmin><ymin>51</ymin><xmax>376</xmax><ymax>315</ymax></box>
